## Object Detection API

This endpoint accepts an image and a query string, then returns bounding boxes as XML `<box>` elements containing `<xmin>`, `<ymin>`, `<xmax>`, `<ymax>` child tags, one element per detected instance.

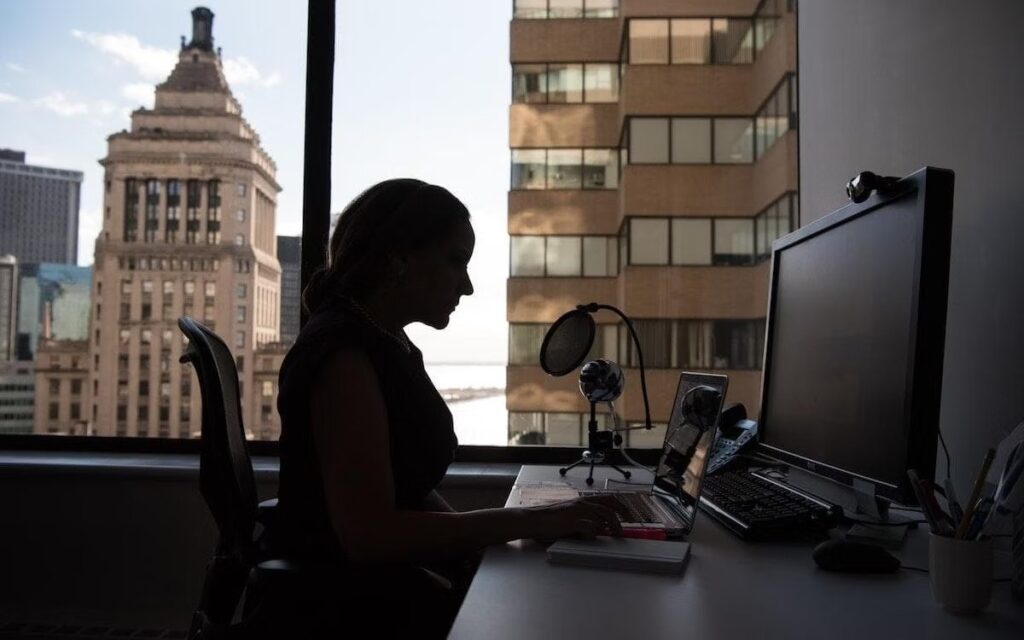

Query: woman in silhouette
<box><xmin>275</xmin><ymin>179</ymin><xmax>623</xmax><ymax>636</ymax></box>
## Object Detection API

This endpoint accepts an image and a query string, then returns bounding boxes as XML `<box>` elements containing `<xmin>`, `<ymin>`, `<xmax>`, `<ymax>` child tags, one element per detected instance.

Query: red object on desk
<box><xmin>621</xmin><ymin>528</ymin><xmax>668</xmax><ymax>540</ymax></box>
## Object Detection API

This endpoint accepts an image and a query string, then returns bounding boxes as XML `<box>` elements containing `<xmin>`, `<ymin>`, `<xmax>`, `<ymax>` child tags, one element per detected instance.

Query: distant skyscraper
<box><xmin>0</xmin><ymin>149</ymin><xmax>83</xmax><ymax>264</ymax></box>
<box><xmin>277</xmin><ymin>236</ymin><xmax>301</xmax><ymax>344</ymax></box>
<box><xmin>15</xmin><ymin>263</ymin><xmax>92</xmax><ymax>361</ymax></box>
<box><xmin>77</xmin><ymin>7</ymin><xmax>282</xmax><ymax>439</ymax></box>
<box><xmin>0</xmin><ymin>255</ymin><xmax>17</xmax><ymax>363</ymax></box>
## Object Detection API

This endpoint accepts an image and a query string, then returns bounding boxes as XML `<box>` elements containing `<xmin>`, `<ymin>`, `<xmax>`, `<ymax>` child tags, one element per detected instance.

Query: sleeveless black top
<box><xmin>276</xmin><ymin>297</ymin><xmax>457</xmax><ymax>563</ymax></box>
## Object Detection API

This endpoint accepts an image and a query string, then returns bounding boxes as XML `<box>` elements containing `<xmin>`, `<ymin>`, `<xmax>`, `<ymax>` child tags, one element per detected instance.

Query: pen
<box><xmin>943</xmin><ymin>477</ymin><xmax>964</xmax><ymax>525</ymax></box>
<box><xmin>966</xmin><ymin>498</ymin><xmax>993</xmax><ymax>541</ymax></box>
<box><xmin>907</xmin><ymin>469</ymin><xmax>941</xmax><ymax>534</ymax></box>
<box><xmin>955</xmin><ymin>448</ymin><xmax>996</xmax><ymax>539</ymax></box>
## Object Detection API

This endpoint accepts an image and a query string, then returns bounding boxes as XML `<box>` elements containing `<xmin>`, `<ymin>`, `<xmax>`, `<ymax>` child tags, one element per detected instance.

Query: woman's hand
<box><xmin>527</xmin><ymin>496</ymin><xmax>629</xmax><ymax>540</ymax></box>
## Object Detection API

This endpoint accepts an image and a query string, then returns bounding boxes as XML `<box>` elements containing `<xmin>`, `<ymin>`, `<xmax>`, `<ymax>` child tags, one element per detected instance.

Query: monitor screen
<box><xmin>760</xmin><ymin>169</ymin><xmax>953</xmax><ymax>497</ymax></box>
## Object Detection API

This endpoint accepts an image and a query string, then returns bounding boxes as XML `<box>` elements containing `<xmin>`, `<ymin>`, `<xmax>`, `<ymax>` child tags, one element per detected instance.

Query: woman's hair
<box><xmin>302</xmin><ymin>178</ymin><xmax>471</xmax><ymax>315</ymax></box>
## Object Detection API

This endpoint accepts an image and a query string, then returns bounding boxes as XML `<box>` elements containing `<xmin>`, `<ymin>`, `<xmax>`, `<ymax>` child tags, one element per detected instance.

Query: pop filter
<box><xmin>539</xmin><ymin>307</ymin><xmax>595</xmax><ymax>376</ymax></box>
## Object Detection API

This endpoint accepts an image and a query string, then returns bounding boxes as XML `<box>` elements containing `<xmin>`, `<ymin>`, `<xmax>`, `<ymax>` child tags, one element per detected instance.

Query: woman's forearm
<box><xmin>335</xmin><ymin>506</ymin><xmax>548</xmax><ymax>564</ymax></box>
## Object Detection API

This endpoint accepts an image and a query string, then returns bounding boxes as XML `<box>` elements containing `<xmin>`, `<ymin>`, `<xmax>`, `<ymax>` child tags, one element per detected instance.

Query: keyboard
<box><xmin>609</xmin><ymin>492</ymin><xmax>677</xmax><ymax>525</ymax></box>
<box><xmin>699</xmin><ymin>470</ymin><xmax>840</xmax><ymax>540</ymax></box>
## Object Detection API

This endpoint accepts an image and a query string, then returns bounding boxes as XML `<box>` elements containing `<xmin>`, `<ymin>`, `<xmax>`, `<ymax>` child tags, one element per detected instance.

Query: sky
<box><xmin>0</xmin><ymin>0</ymin><xmax>512</xmax><ymax>364</ymax></box>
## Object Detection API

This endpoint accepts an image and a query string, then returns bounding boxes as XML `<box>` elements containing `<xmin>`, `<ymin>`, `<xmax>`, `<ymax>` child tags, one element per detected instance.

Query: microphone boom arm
<box><xmin>580</xmin><ymin>303</ymin><xmax>653</xmax><ymax>431</ymax></box>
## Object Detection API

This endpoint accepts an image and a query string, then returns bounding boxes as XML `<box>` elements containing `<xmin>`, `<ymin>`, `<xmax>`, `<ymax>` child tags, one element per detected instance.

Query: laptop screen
<box><xmin>653</xmin><ymin>372</ymin><xmax>729</xmax><ymax>525</ymax></box>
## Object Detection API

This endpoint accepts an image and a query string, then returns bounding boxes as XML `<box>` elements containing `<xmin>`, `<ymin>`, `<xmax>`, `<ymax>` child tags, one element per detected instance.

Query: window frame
<box><xmin>3</xmin><ymin>0</ymin><xmax>660</xmax><ymax>463</ymax></box>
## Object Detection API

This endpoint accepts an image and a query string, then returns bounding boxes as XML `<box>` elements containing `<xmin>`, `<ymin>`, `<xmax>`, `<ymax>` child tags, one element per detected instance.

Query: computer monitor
<box><xmin>757</xmin><ymin>167</ymin><xmax>954</xmax><ymax>505</ymax></box>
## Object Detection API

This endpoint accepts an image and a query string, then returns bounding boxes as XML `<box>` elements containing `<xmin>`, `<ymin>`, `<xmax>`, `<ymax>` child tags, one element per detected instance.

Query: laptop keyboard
<box><xmin>611</xmin><ymin>492</ymin><xmax>670</xmax><ymax>524</ymax></box>
<box><xmin>699</xmin><ymin>470</ymin><xmax>839</xmax><ymax>540</ymax></box>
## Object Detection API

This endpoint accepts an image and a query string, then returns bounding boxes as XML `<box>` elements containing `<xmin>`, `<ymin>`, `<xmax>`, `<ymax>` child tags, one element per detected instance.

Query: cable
<box><xmin>937</xmin><ymin>426</ymin><xmax>952</xmax><ymax>480</ymax></box>
<box><xmin>900</xmin><ymin>565</ymin><xmax>928</xmax><ymax>573</ymax></box>
<box><xmin>844</xmin><ymin>518</ymin><xmax>928</xmax><ymax>527</ymax></box>
<box><xmin>607</xmin><ymin>401</ymin><xmax>655</xmax><ymax>474</ymax></box>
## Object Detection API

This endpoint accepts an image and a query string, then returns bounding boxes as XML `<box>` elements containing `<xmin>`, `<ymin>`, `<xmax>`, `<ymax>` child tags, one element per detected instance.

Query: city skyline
<box><xmin>0</xmin><ymin>0</ymin><xmax>512</xmax><ymax>364</ymax></box>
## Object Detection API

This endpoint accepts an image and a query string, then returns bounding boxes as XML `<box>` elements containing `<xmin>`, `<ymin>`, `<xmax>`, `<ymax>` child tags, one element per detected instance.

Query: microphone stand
<box><xmin>579</xmin><ymin>302</ymin><xmax>653</xmax><ymax>431</ymax></box>
<box><xmin>559</xmin><ymin>399</ymin><xmax>633</xmax><ymax>486</ymax></box>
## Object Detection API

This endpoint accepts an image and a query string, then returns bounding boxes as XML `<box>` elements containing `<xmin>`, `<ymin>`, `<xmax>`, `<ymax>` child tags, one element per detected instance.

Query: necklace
<box><xmin>344</xmin><ymin>297</ymin><xmax>412</xmax><ymax>354</ymax></box>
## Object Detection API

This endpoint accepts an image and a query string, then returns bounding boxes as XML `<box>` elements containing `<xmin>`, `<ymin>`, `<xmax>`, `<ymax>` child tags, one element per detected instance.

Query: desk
<box><xmin>449</xmin><ymin>465</ymin><xmax>1024</xmax><ymax>639</ymax></box>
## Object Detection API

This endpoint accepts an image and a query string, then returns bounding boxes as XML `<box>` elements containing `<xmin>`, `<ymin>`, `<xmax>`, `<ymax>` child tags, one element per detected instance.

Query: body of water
<box><xmin>424</xmin><ymin>363</ymin><xmax>507</xmax><ymax>446</ymax></box>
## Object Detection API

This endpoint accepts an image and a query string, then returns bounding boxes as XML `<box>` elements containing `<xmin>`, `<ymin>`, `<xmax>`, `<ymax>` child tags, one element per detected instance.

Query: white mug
<box><xmin>928</xmin><ymin>533</ymin><xmax>994</xmax><ymax>614</ymax></box>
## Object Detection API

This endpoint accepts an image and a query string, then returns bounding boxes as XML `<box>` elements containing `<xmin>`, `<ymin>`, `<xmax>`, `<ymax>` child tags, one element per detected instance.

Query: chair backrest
<box><xmin>178</xmin><ymin>316</ymin><xmax>258</xmax><ymax>554</ymax></box>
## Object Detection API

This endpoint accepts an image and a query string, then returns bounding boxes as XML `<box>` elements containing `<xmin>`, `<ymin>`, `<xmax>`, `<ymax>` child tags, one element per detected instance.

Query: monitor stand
<box><xmin>782</xmin><ymin>466</ymin><xmax>919</xmax><ymax>527</ymax></box>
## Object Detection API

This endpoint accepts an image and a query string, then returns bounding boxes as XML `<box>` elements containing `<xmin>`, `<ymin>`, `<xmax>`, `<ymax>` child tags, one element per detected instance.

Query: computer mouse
<box><xmin>812</xmin><ymin>539</ymin><xmax>901</xmax><ymax>573</ymax></box>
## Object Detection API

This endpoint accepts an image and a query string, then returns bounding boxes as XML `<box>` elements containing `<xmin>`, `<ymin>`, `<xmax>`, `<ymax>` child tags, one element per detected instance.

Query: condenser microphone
<box><xmin>539</xmin><ymin>302</ymin><xmax>652</xmax><ymax>431</ymax></box>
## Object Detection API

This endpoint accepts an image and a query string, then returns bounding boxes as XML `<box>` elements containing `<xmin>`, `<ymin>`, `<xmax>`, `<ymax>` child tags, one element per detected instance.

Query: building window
<box><xmin>184</xmin><ymin>280</ymin><xmax>196</xmax><ymax>296</ymax></box>
<box><xmin>671</xmin><ymin>219</ymin><xmax>712</xmax><ymax>265</ymax></box>
<box><xmin>236</xmin><ymin>305</ymin><xmax>247</xmax><ymax>323</ymax></box>
<box><xmin>71</xmin><ymin>379</ymin><xmax>82</xmax><ymax>395</ymax></box>
<box><xmin>511</xmin><ymin>235</ymin><xmax>618</xmax><ymax>277</ymax></box>
<box><xmin>671</xmin><ymin>118</ymin><xmax>711</xmax><ymax>163</ymax></box>
<box><xmin>713</xmin><ymin>219</ymin><xmax>755</xmax><ymax>265</ymax></box>
<box><xmin>236</xmin><ymin>183</ymin><xmax>247</xmax><ymax>197</ymax></box>
<box><xmin>49</xmin><ymin>402</ymin><xmax>59</xmax><ymax>420</ymax></box>
<box><xmin>205</xmin><ymin>282</ymin><xmax>216</xmax><ymax>297</ymax></box>
<box><xmin>629</xmin><ymin>119</ymin><xmax>670</xmax><ymax>163</ymax></box>
<box><xmin>236</xmin><ymin>208</ymin><xmax>246</xmax><ymax>222</ymax></box>
<box><xmin>234</xmin><ymin>233</ymin><xmax>245</xmax><ymax>246</ymax></box>
<box><xmin>512</xmin><ymin>148</ymin><xmax>619</xmax><ymax>190</ymax></box>
<box><xmin>262</xmin><ymin>380</ymin><xmax>274</xmax><ymax>397</ymax></box>
<box><xmin>513</xmin><ymin>0</ymin><xmax>618</xmax><ymax>19</ymax></box>
<box><xmin>713</xmin><ymin>118</ymin><xmax>754</xmax><ymax>164</ymax></box>
<box><xmin>48</xmin><ymin>378</ymin><xmax>60</xmax><ymax>395</ymax></box>
<box><xmin>629</xmin><ymin>219</ymin><xmax>670</xmax><ymax>265</ymax></box>
<box><xmin>235</xmin><ymin>331</ymin><xmax>245</xmax><ymax>348</ymax></box>
<box><xmin>236</xmin><ymin>283</ymin><xmax>247</xmax><ymax>299</ymax></box>
<box><xmin>627</xmin><ymin>18</ymin><xmax>755</xmax><ymax>65</ymax></box>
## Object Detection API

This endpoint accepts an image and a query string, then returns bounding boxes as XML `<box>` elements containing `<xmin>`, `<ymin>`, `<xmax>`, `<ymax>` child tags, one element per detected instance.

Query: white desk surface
<box><xmin>448</xmin><ymin>465</ymin><xmax>1024</xmax><ymax>640</ymax></box>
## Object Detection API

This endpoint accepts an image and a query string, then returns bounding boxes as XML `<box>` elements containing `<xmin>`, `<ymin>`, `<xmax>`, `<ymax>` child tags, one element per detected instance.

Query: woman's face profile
<box><xmin>400</xmin><ymin>218</ymin><xmax>475</xmax><ymax>330</ymax></box>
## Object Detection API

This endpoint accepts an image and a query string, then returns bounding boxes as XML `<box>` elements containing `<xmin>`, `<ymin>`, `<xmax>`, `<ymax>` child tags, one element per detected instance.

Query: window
<box><xmin>236</xmin><ymin>209</ymin><xmax>246</xmax><ymax>222</ymax></box>
<box><xmin>141</xmin><ymin>279</ymin><xmax>153</xmax><ymax>294</ymax></box>
<box><xmin>582</xmin><ymin>149</ymin><xmax>618</xmax><ymax>188</ymax></box>
<box><xmin>713</xmin><ymin>219</ymin><xmax>754</xmax><ymax>265</ymax></box>
<box><xmin>262</xmin><ymin>380</ymin><xmax>274</xmax><ymax>397</ymax></box>
<box><xmin>236</xmin><ymin>305</ymin><xmax>247</xmax><ymax>323</ymax></box>
<box><xmin>184</xmin><ymin>280</ymin><xmax>195</xmax><ymax>296</ymax></box>
<box><xmin>629</xmin><ymin>119</ymin><xmax>670</xmax><ymax>163</ymax></box>
<box><xmin>511</xmin><ymin>150</ymin><xmax>546</xmax><ymax>189</ymax></box>
<box><xmin>582</xmin><ymin>236</ymin><xmax>618</xmax><ymax>276</ymax></box>
<box><xmin>513</xmin><ymin>63</ymin><xmax>618</xmax><ymax>104</ymax></box>
<box><xmin>670</xmin><ymin>19</ymin><xmax>711</xmax><ymax>64</ymax></box>
<box><xmin>545</xmin><ymin>237</ymin><xmax>582</xmax><ymax>276</ymax></box>
<box><xmin>235</xmin><ymin>331</ymin><xmax>245</xmax><ymax>349</ymax></box>
<box><xmin>205</xmin><ymin>282</ymin><xmax>216</xmax><ymax>297</ymax></box>
<box><xmin>712</xmin><ymin>18</ymin><xmax>754</xmax><ymax>64</ymax></box>
<box><xmin>236</xmin><ymin>183</ymin><xmax>247</xmax><ymax>197</ymax></box>
<box><xmin>671</xmin><ymin>219</ymin><xmax>712</xmax><ymax>265</ymax></box>
<box><xmin>629</xmin><ymin>219</ymin><xmax>670</xmax><ymax>265</ymax></box>
<box><xmin>513</xmin><ymin>0</ymin><xmax>618</xmax><ymax>19</ymax></box>
<box><xmin>234</xmin><ymin>233</ymin><xmax>245</xmax><ymax>246</ymax></box>
<box><xmin>71</xmin><ymin>379</ymin><xmax>82</xmax><ymax>395</ymax></box>
<box><xmin>630</xmin><ymin>20</ymin><xmax>670</xmax><ymax>64</ymax></box>
<box><xmin>49</xmin><ymin>379</ymin><xmax>60</xmax><ymax>395</ymax></box>
<box><xmin>671</xmin><ymin>118</ymin><xmax>712</xmax><ymax>163</ymax></box>
<box><xmin>547</xmin><ymin>64</ymin><xmax>583</xmax><ymax>103</ymax></box>
<box><xmin>510</xmin><ymin>236</ymin><xmax>545</xmax><ymax>276</ymax></box>
<box><xmin>546</xmin><ymin>149</ymin><xmax>582</xmax><ymax>189</ymax></box>
<box><xmin>509</xmin><ymin>324</ymin><xmax>548</xmax><ymax>365</ymax></box>
<box><xmin>236</xmin><ymin>283</ymin><xmax>247</xmax><ymax>299</ymax></box>
<box><xmin>512</xmin><ymin>149</ymin><xmax>619</xmax><ymax>189</ymax></box>
<box><xmin>714</xmin><ymin>118</ymin><xmax>754</xmax><ymax>163</ymax></box>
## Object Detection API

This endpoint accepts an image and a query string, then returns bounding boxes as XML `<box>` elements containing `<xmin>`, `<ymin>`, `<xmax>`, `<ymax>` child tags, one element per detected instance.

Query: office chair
<box><xmin>177</xmin><ymin>317</ymin><xmax>296</xmax><ymax>639</ymax></box>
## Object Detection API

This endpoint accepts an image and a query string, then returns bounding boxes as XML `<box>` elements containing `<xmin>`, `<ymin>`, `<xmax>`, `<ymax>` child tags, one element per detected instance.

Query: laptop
<box><xmin>579</xmin><ymin>372</ymin><xmax>729</xmax><ymax>538</ymax></box>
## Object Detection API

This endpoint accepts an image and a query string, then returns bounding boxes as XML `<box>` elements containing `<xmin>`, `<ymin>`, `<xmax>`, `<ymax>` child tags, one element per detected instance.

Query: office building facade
<box><xmin>276</xmin><ymin>235</ymin><xmax>301</xmax><ymax>345</ymax></box>
<box><xmin>33</xmin><ymin>8</ymin><xmax>284</xmax><ymax>439</ymax></box>
<box><xmin>0</xmin><ymin>360</ymin><xmax>34</xmax><ymax>435</ymax></box>
<box><xmin>507</xmin><ymin>0</ymin><xmax>797</xmax><ymax>445</ymax></box>
<box><xmin>0</xmin><ymin>149</ymin><xmax>83</xmax><ymax>265</ymax></box>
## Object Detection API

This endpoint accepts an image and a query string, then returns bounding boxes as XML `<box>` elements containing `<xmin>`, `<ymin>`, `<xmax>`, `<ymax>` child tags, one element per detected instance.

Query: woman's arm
<box><xmin>310</xmin><ymin>349</ymin><xmax>624</xmax><ymax>565</ymax></box>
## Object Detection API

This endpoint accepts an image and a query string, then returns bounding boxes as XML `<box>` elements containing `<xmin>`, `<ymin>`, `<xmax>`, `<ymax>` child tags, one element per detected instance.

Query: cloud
<box><xmin>222</xmin><ymin>56</ymin><xmax>281</xmax><ymax>88</ymax></box>
<box><xmin>121</xmin><ymin>83</ymin><xmax>154</xmax><ymax>107</ymax></box>
<box><xmin>71</xmin><ymin>29</ymin><xmax>176</xmax><ymax>80</ymax></box>
<box><xmin>72</xmin><ymin>29</ymin><xmax>282</xmax><ymax>90</ymax></box>
<box><xmin>5</xmin><ymin>62</ymin><xmax>27</xmax><ymax>74</ymax></box>
<box><xmin>36</xmin><ymin>91</ymin><xmax>88</xmax><ymax>116</ymax></box>
<box><xmin>95</xmin><ymin>99</ymin><xmax>117</xmax><ymax>115</ymax></box>
<box><xmin>0</xmin><ymin>92</ymin><xmax>20</xmax><ymax>103</ymax></box>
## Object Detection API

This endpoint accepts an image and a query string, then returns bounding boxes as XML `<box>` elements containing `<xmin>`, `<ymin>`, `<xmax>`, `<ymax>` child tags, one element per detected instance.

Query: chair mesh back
<box><xmin>178</xmin><ymin>317</ymin><xmax>258</xmax><ymax>550</ymax></box>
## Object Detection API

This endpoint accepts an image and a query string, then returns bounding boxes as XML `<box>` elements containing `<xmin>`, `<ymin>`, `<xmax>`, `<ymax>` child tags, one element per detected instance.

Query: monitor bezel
<box><xmin>756</xmin><ymin>166</ymin><xmax>954</xmax><ymax>505</ymax></box>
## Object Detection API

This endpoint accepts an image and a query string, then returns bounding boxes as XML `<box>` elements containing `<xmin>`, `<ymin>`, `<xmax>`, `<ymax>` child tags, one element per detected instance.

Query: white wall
<box><xmin>798</xmin><ymin>0</ymin><xmax>1024</xmax><ymax>494</ymax></box>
